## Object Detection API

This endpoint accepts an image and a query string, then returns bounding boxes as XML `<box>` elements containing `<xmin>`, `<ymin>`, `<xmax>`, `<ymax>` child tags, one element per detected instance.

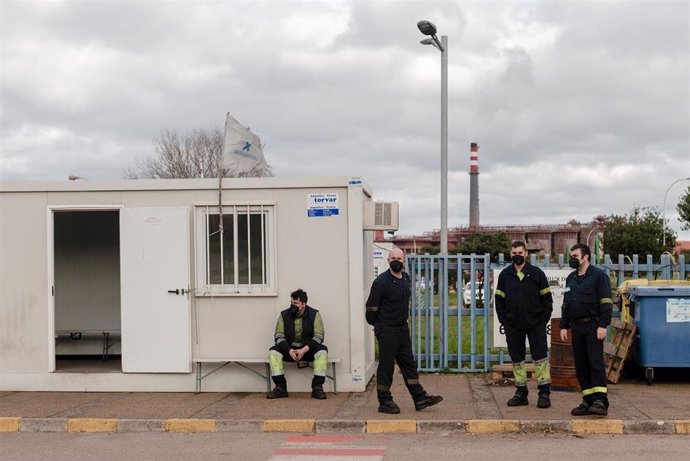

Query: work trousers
<box><xmin>504</xmin><ymin>323</ymin><xmax>550</xmax><ymax>386</ymax></box>
<box><xmin>375</xmin><ymin>326</ymin><xmax>425</xmax><ymax>403</ymax></box>
<box><xmin>268</xmin><ymin>343</ymin><xmax>328</xmax><ymax>389</ymax></box>
<box><xmin>504</xmin><ymin>323</ymin><xmax>548</xmax><ymax>363</ymax></box>
<box><xmin>571</xmin><ymin>319</ymin><xmax>608</xmax><ymax>403</ymax></box>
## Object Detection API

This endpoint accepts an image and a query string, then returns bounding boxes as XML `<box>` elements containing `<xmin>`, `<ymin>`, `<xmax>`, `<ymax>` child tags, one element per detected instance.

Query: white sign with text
<box><xmin>492</xmin><ymin>268</ymin><xmax>572</xmax><ymax>348</ymax></box>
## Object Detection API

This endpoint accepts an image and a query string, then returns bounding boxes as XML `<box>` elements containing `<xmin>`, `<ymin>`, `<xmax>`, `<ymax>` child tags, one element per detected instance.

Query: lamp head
<box><xmin>417</xmin><ymin>20</ymin><xmax>438</xmax><ymax>36</ymax></box>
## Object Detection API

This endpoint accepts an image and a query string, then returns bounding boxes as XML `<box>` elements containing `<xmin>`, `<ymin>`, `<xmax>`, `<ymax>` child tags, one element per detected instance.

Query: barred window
<box><xmin>195</xmin><ymin>205</ymin><xmax>275</xmax><ymax>295</ymax></box>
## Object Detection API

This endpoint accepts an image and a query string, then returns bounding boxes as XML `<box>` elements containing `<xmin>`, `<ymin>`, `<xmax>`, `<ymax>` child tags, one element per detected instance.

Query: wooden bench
<box><xmin>55</xmin><ymin>330</ymin><xmax>121</xmax><ymax>360</ymax></box>
<box><xmin>194</xmin><ymin>358</ymin><xmax>340</xmax><ymax>393</ymax></box>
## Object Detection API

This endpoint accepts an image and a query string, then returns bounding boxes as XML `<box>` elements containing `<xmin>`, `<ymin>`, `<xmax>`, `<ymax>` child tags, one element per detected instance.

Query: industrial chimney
<box><xmin>469</xmin><ymin>142</ymin><xmax>479</xmax><ymax>228</ymax></box>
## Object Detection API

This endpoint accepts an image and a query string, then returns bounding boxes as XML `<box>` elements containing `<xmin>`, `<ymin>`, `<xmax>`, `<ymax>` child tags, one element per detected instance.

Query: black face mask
<box><xmin>511</xmin><ymin>255</ymin><xmax>525</xmax><ymax>266</ymax></box>
<box><xmin>389</xmin><ymin>260</ymin><xmax>404</xmax><ymax>273</ymax></box>
<box><xmin>569</xmin><ymin>258</ymin><xmax>581</xmax><ymax>269</ymax></box>
<box><xmin>289</xmin><ymin>304</ymin><xmax>300</xmax><ymax>317</ymax></box>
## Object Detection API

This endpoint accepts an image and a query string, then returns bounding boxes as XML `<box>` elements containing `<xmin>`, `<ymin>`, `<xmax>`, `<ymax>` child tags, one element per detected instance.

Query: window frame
<box><xmin>194</xmin><ymin>203</ymin><xmax>277</xmax><ymax>296</ymax></box>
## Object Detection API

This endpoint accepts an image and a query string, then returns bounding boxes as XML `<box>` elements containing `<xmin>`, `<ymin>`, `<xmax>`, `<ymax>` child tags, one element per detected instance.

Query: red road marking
<box><xmin>285</xmin><ymin>435</ymin><xmax>362</xmax><ymax>443</ymax></box>
<box><xmin>274</xmin><ymin>448</ymin><xmax>385</xmax><ymax>456</ymax></box>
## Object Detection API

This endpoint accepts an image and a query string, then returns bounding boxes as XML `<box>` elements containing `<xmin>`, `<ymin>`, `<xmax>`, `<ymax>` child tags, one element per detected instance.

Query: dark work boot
<box><xmin>378</xmin><ymin>401</ymin><xmax>401</xmax><ymax>414</ymax></box>
<box><xmin>571</xmin><ymin>400</ymin><xmax>590</xmax><ymax>416</ymax></box>
<box><xmin>312</xmin><ymin>375</ymin><xmax>326</xmax><ymax>389</ymax></box>
<box><xmin>588</xmin><ymin>399</ymin><xmax>608</xmax><ymax>416</ymax></box>
<box><xmin>537</xmin><ymin>384</ymin><xmax>551</xmax><ymax>409</ymax></box>
<box><xmin>266</xmin><ymin>387</ymin><xmax>288</xmax><ymax>399</ymax></box>
<box><xmin>414</xmin><ymin>394</ymin><xmax>443</xmax><ymax>411</ymax></box>
<box><xmin>507</xmin><ymin>386</ymin><xmax>529</xmax><ymax>407</ymax></box>
<box><xmin>311</xmin><ymin>387</ymin><xmax>327</xmax><ymax>400</ymax></box>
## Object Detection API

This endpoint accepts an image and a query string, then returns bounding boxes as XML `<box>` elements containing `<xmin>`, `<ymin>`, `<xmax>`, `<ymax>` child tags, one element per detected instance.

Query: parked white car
<box><xmin>462</xmin><ymin>282</ymin><xmax>490</xmax><ymax>306</ymax></box>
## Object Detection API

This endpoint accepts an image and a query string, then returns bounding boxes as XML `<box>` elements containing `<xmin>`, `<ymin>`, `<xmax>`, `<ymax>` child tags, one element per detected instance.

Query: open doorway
<box><xmin>53</xmin><ymin>210</ymin><xmax>121</xmax><ymax>372</ymax></box>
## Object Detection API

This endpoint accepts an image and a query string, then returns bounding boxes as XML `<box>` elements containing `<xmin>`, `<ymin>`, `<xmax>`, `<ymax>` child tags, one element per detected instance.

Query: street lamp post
<box><xmin>662</xmin><ymin>177</ymin><xmax>690</xmax><ymax>247</ymax></box>
<box><xmin>417</xmin><ymin>20</ymin><xmax>448</xmax><ymax>255</ymax></box>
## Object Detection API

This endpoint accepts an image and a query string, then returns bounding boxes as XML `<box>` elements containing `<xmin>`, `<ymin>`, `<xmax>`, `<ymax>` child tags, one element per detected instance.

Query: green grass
<box><xmin>373</xmin><ymin>314</ymin><xmax>496</xmax><ymax>368</ymax></box>
<box><xmin>373</xmin><ymin>290</ymin><xmax>497</xmax><ymax>368</ymax></box>
<box><xmin>412</xmin><ymin>314</ymin><xmax>489</xmax><ymax>356</ymax></box>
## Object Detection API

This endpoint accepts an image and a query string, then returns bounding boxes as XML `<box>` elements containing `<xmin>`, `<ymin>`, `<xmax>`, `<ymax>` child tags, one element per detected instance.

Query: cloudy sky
<box><xmin>1</xmin><ymin>0</ymin><xmax>689</xmax><ymax>239</ymax></box>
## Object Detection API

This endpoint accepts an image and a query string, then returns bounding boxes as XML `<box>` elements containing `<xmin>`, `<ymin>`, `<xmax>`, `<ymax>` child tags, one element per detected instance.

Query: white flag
<box><xmin>221</xmin><ymin>113</ymin><xmax>268</xmax><ymax>175</ymax></box>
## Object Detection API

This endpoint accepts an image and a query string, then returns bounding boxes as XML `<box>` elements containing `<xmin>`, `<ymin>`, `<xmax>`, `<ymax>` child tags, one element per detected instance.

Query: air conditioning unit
<box><xmin>363</xmin><ymin>201</ymin><xmax>399</xmax><ymax>231</ymax></box>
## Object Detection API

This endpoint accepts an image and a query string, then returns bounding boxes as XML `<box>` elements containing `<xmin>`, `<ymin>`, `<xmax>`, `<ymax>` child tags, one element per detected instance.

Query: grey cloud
<box><xmin>1</xmin><ymin>0</ymin><xmax>688</xmax><ymax>238</ymax></box>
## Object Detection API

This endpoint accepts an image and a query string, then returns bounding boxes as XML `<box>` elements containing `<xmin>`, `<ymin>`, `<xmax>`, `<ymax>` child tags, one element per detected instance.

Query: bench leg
<box><xmin>265</xmin><ymin>363</ymin><xmax>271</xmax><ymax>393</ymax></box>
<box><xmin>196</xmin><ymin>362</ymin><xmax>202</xmax><ymax>393</ymax></box>
<box><xmin>102</xmin><ymin>332</ymin><xmax>108</xmax><ymax>361</ymax></box>
<box><xmin>332</xmin><ymin>362</ymin><xmax>337</xmax><ymax>393</ymax></box>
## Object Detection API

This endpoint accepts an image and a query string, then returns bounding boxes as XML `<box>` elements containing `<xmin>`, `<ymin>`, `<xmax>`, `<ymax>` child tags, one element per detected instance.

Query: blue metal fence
<box><xmin>407</xmin><ymin>253</ymin><xmax>690</xmax><ymax>373</ymax></box>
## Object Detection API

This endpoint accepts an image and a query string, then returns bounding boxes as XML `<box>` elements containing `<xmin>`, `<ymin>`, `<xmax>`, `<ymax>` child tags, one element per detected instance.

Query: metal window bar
<box><xmin>260</xmin><ymin>205</ymin><xmax>266</xmax><ymax>290</ymax></box>
<box><xmin>220</xmin><ymin>209</ymin><xmax>226</xmax><ymax>291</ymax></box>
<box><xmin>232</xmin><ymin>206</ymin><xmax>239</xmax><ymax>292</ymax></box>
<box><xmin>204</xmin><ymin>206</ymin><xmax>211</xmax><ymax>288</ymax></box>
<box><xmin>246</xmin><ymin>205</ymin><xmax>252</xmax><ymax>292</ymax></box>
<box><xmin>202</xmin><ymin>205</ymin><xmax>272</xmax><ymax>293</ymax></box>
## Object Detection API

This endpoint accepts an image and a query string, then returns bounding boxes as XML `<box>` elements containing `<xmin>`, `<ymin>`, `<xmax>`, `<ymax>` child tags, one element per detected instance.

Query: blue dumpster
<box><xmin>628</xmin><ymin>286</ymin><xmax>690</xmax><ymax>384</ymax></box>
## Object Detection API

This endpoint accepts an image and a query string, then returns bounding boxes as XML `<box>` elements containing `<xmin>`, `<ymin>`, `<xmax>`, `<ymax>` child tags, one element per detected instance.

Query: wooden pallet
<box><xmin>604</xmin><ymin>318</ymin><xmax>636</xmax><ymax>384</ymax></box>
<box><xmin>491</xmin><ymin>363</ymin><xmax>536</xmax><ymax>381</ymax></box>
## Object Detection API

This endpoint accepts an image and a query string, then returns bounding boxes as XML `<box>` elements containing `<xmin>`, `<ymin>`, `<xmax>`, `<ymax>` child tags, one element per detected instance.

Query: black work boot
<box><xmin>571</xmin><ymin>399</ymin><xmax>590</xmax><ymax>416</ymax></box>
<box><xmin>588</xmin><ymin>399</ymin><xmax>608</xmax><ymax>416</ymax></box>
<box><xmin>414</xmin><ymin>394</ymin><xmax>443</xmax><ymax>411</ymax></box>
<box><xmin>507</xmin><ymin>386</ymin><xmax>529</xmax><ymax>407</ymax></box>
<box><xmin>537</xmin><ymin>384</ymin><xmax>551</xmax><ymax>409</ymax></box>
<box><xmin>267</xmin><ymin>375</ymin><xmax>288</xmax><ymax>399</ymax></box>
<box><xmin>378</xmin><ymin>401</ymin><xmax>401</xmax><ymax>414</ymax></box>
<box><xmin>311</xmin><ymin>387</ymin><xmax>327</xmax><ymax>400</ymax></box>
<box><xmin>266</xmin><ymin>387</ymin><xmax>288</xmax><ymax>399</ymax></box>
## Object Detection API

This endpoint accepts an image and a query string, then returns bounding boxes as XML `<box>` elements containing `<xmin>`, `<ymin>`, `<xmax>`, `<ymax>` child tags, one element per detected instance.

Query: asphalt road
<box><xmin>2</xmin><ymin>432</ymin><xmax>689</xmax><ymax>460</ymax></box>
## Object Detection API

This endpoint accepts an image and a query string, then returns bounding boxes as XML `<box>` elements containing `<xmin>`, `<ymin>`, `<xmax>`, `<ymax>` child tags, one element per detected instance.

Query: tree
<box><xmin>123</xmin><ymin>127</ymin><xmax>273</xmax><ymax>179</ymax></box>
<box><xmin>600</xmin><ymin>206</ymin><xmax>676</xmax><ymax>260</ymax></box>
<box><xmin>453</xmin><ymin>231</ymin><xmax>511</xmax><ymax>262</ymax></box>
<box><xmin>418</xmin><ymin>245</ymin><xmax>440</xmax><ymax>255</ymax></box>
<box><xmin>677</xmin><ymin>185</ymin><xmax>690</xmax><ymax>231</ymax></box>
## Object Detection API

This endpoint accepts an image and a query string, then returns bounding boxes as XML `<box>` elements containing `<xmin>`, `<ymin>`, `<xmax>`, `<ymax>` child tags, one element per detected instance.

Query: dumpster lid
<box><xmin>628</xmin><ymin>286</ymin><xmax>690</xmax><ymax>297</ymax></box>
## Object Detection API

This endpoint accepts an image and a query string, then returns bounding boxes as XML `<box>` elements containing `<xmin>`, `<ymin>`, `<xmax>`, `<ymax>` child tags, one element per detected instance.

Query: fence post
<box><xmin>680</xmin><ymin>254</ymin><xmax>687</xmax><ymax>280</ymax></box>
<box><xmin>646</xmin><ymin>255</ymin><xmax>654</xmax><ymax>280</ymax></box>
<box><xmin>661</xmin><ymin>253</ymin><xmax>671</xmax><ymax>280</ymax></box>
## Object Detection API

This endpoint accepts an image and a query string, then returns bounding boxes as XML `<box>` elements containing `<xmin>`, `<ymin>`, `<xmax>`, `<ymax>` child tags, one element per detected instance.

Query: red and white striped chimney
<box><xmin>469</xmin><ymin>142</ymin><xmax>479</xmax><ymax>228</ymax></box>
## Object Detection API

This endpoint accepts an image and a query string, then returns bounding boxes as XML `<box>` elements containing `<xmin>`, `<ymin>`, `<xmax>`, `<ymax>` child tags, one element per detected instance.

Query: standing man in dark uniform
<box><xmin>267</xmin><ymin>288</ymin><xmax>328</xmax><ymax>400</ymax></box>
<box><xmin>559</xmin><ymin>243</ymin><xmax>613</xmax><ymax>416</ymax></box>
<box><xmin>495</xmin><ymin>241</ymin><xmax>553</xmax><ymax>408</ymax></box>
<box><xmin>365</xmin><ymin>248</ymin><xmax>443</xmax><ymax>414</ymax></box>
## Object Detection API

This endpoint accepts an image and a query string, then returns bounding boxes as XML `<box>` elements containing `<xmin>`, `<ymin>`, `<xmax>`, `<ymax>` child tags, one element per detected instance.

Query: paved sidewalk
<box><xmin>2</xmin><ymin>373</ymin><xmax>690</xmax><ymax>434</ymax></box>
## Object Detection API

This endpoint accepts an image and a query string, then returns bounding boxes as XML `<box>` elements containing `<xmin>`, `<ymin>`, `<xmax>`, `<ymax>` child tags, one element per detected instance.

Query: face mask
<box><xmin>569</xmin><ymin>258</ymin><xmax>580</xmax><ymax>269</ymax></box>
<box><xmin>511</xmin><ymin>254</ymin><xmax>525</xmax><ymax>266</ymax></box>
<box><xmin>289</xmin><ymin>304</ymin><xmax>300</xmax><ymax>317</ymax></box>
<box><xmin>389</xmin><ymin>260</ymin><xmax>404</xmax><ymax>273</ymax></box>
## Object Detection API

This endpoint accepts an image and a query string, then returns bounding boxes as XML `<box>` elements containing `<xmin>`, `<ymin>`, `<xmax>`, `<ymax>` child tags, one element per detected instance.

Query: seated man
<box><xmin>267</xmin><ymin>288</ymin><xmax>328</xmax><ymax>400</ymax></box>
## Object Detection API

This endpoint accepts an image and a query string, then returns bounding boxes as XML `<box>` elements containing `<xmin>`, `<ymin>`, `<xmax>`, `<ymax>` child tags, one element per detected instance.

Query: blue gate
<box><xmin>408</xmin><ymin>253</ymin><xmax>690</xmax><ymax>373</ymax></box>
<box><xmin>407</xmin><ymin>254</ymin><xmax>491</xmax><ymax>372</ymax></box>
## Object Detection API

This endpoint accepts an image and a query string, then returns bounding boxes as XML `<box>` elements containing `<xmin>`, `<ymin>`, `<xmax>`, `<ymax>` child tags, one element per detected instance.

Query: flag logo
<box><xmin>221</xmin><ymin>113</ymin><xmax>268</xmax><ymax>175</ymax></box>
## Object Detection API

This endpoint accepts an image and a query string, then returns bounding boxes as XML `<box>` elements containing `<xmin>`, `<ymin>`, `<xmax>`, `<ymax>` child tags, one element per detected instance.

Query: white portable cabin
<box><xmin>0</xmin><ymin>177</ymin><xmax>389</xmax><ymax>392</ymax></box>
